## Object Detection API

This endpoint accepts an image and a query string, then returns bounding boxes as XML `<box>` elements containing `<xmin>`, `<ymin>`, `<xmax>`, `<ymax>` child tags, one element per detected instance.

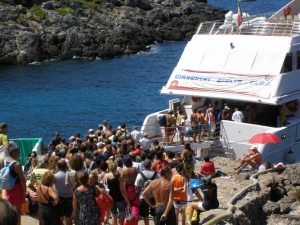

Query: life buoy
<box><xmin>285</xmin><ymin>100</ymin><xmax>299</xmax><ymax>112</ymax></box>
<box><xmin>191</xmin><ymin>96</ymin><xmax>201</xmax><ymax>103</ymax></box>
<box><xmin>284</xmin><ymin>6</ymin><xmax>291</xmax><ymax>17</ymax></box>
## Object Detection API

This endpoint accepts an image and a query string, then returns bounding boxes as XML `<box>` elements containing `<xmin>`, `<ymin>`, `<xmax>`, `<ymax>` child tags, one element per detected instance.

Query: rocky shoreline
<box><xmin>197</xmin><ymin>157</ymin><xmax>300</xmax><ymax>225</ymax></box>
<box><xmin>0</xmin><ymin>0</ymin><xmax>225</xmax><ymax>65</ymax></box>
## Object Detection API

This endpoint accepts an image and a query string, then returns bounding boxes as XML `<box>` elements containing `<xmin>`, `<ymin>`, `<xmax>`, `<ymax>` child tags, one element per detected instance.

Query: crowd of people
<box><xmin>0</xmin><ymin>121</ymin><xmax>221</xmax><ymax>225</ymax></box>
<box><xmin>162</xmin><ymin>102</ymin><xmax>253</xmax><ymax>145</ymax></box>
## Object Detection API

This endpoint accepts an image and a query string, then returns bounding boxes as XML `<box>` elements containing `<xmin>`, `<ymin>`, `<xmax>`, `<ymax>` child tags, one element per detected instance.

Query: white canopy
<box><xmin>161</xmin><ymin>34</ymin><xmax>294</xmax><ymax>105</ymax></box>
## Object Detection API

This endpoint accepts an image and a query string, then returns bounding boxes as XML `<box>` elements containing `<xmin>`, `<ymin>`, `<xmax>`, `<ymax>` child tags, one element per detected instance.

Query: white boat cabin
<box><xmin>142</xmin><ymin>0</ymin><xmax>300</xmax><ymax>163</ymax></box>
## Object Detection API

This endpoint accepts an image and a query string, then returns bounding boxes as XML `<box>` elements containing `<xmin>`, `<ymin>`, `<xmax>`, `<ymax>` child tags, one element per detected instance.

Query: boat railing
<box><xmin>196</xmin><ymin>20</ymin><xmax>300</xmax><ymax>36</ymax></box>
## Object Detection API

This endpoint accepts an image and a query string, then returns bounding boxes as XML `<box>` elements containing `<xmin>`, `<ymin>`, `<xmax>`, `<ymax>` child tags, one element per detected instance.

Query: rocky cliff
<box><xmin>198</xmin><ymin>158</ymin><xmax>300</xmax><ymax>225</ymax></box>
<box><xmin>0</xmin><ymin>0</ymin><xmax>225</xmax><ymax>65</ymax></box>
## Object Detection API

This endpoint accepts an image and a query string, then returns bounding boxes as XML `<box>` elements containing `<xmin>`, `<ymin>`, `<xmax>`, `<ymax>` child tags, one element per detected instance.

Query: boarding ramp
<box><xmin>220</xmin><ymin>119</ymin><xmax>300</xmax><ymax>163</ymax></box>
<box><xmin>220</xmin><ymin>120</ymin><xmax>274</xmax><ymax>159</ymax></box>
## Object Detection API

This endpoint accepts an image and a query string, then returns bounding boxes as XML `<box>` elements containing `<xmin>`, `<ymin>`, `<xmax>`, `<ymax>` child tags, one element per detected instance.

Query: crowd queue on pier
<box><xmin>0</xmin><ymin>102</ymin><xmax>266</xmax><ymax>225</ymax></box>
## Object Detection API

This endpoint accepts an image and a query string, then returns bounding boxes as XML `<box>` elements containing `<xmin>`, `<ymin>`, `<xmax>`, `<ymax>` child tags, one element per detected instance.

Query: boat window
<box><xmin>297</xmin><ymin>51</ymin><xmax>300</xmax><ymax>70</ymax></box>
<box><xmin>281</xmin><ymin>53</ymin><xmax>292</xmax><ymax>73</ymax></box>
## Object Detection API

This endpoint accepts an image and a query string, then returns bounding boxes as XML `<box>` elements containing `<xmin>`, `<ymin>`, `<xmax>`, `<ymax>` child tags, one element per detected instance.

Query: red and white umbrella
<box><xmin>248</xmin><ymin>133</ymin><xmax>281</xmax><ymax>144</ymax></box>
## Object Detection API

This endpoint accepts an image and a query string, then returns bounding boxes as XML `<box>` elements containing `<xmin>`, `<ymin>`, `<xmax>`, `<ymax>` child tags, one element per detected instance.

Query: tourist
<box><xmin>0</xmin><ymin>199</ymin><xmax>18</xmax><ymax>225</ymax></box>
<box><xmin>205</xmin><ymin>107</ymin><xmax>216</xmax><ymax>137</ymax></box>
<box><xmin>5</xmin><ymin>142</ymin><xmax>26</xmax><ymax>225</ymax></box>
<box><xmin>135</xmin><ymin>159</ymin><xmax>158</xmax><ymax>225</ymax></box>
<box><xmin>105</xmin><ymin>125</ymin><xmax>113</xmax><ymax>139</ymax></box>
<box><xmin>140</xmin><ymin>133</ymin><xmax>151</xmax><ymax>153</ymax></box>
<box><xmin>198</xmin><ymin>156</ymin><xmax>216</xmax><ymax>178</ymax></box>
<box><xmin>197</xmin><ymin>109</ymin><xmax>207</xmax><ymax>142</ymax></box>
<box><xmin>187</xmin><ymin>177</ymin><xmax>219</xmax><ymax>224</ymax></box>
<box><xmin>89</xmin><ymin>170</ymin><xmax>111</xmax><ymax>225</ymax></box>
<box><xmin>142</xmin><ymin>167</ymin><xmax>176</xmax><ymax>225</ymax></box>
<box><xmin>83</xmin><ymin>152</ymin><xmax>97</xmax><ymax>173</ymax></box>
<box><xmin>121</xmin><ymin>157</ymin><xmax>140</xmax><ymax>224</ymax></box>
<box><xmin>116</xmin><ymin>123</ymin><xmax>129</xmax><ymax>138</ymax></box>
<box><xmin>171</xmin><ymin>163</ymin><xmax>188</xmax><ymax>225</ymax></box>
<box><xmin>234</xmin><ymin>146</ymin><xmax>263</xmax><ymax>173</ymax></box>
<box><xmin>131</xmin><ymin>142</ymin><xmax>143</xmax><ymax>156</ymax></box>
<box><xmin>73</xmin><ymin>171</ymin><xmax>100</xmax><ymax>225</ymax></box>
<box><xmin>190</xmin><ymin>109</ymin><xmax>200</xmax><ymax>143</ymax></box>
<box><xmin>232</xmin><ymin>107</ymin><xmax>244</xmax><ymax>122</ymax></box>
<box><xmin>0</xmin><ymin>123</ymin><xmax>9</xmax><ymax>159</ymax></box>
<box><xmin>176</xmin><ymin>110</ymin><xmax>187</xmax><ymax>144</ymax></box>
<box><xmin>152</xmin><ymin>150</ymin><xmax>167</xmax><ymax>173</ymax></box>
<box><xmin>101</xmin><ymin>120</ymin><xmax>109</xmax><ymax>134</ymax></box>
<box><xmin>49</xmin><ymin>132</ymin><xmax>61</xmax><ymax>148</ymax></box>
<box><xmin>221</xmin><ymin>105</ymin><xmax>231</xmax><ymax>120</ymax></box>
<box><xmin>37</xmin><ymin>171</ymin><xmax>60</xmax><ymax>225</ymax></box>
<box><xmin>181</xmin><ymin>142</ymin><xmax>195</xmax><ymax>179</ymax></box>
<box><xmin>54</xmin><ymin>159</ymin><xmax>74</xmax><ymax>225</ymax></box>
<box><xmin>104</xmin><ymin>161</ymin><xmax>129</xmax><ymax>225</ymax></box>
<box><xmin>131</xmin><ymin>126</ymin><xmax>142</xmax><ymax>142</ymax></box>
<box><xmin>165</xmin><ymin>110</ymin><xmax>176</xmax><ymax>144</ymax></box>
<box><xmin>27</xmin><ymin>157</ymin><xmax>49</xmax><ymax>217</ymax></box>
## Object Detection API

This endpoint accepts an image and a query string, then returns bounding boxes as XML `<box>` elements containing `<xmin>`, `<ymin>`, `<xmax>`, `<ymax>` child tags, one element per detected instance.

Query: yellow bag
<box><xmin>185</xmin><ymin>206</ymin><xmax>199</xmax><ymax>222</ymax></box>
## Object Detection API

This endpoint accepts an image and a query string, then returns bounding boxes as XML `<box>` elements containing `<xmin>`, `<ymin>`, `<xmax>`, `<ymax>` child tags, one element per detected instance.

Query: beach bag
<box><xmin>0</xmin><ymin>160</ymin><xmax>17</xmax><ymax>190</ymax></box>
<box><xmin>189</xmin><ymin>179</ymin><xmax>204</xmax><ymax>191</ymax></box>
<box><xmin>123</xmin><ymin>209</ymin><xmax>137</xmax><ymax>225</ymax></box>
<box><xmin>185</xmin><ymin>207</ymin><xmax>200</xmax><ymax>225</ymax></box>
<box><xmin>96</xmin><ymin>191</ymin><xmax>114</xmax><ymax>223</ymax></box>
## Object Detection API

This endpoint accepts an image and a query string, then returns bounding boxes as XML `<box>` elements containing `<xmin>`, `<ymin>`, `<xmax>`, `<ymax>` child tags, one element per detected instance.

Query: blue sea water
<box><xmin>0</xmin><ymin>0</ymin><xmax>290</xmax><ymax>144</ymax></box>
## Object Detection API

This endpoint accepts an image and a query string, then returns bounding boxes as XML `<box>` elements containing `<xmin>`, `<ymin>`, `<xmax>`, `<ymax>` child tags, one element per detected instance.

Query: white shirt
<box><xmin>131</xmin><ymin>130</ymin><xmax>142</xmax><ymax>142</ymax></box>
<box><xmin>140</xmin><ymin>137</ymin><xmax>151</xmax><ymax>151</ymax></box>
<box><xmin>232</xmin><ymin>111</ymin><xmax>244</xmax><ymax>122</ymax></box>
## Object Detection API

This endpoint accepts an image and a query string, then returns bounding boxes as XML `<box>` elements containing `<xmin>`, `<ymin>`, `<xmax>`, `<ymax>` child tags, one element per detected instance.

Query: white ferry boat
<box><xmin>142</xmin><ymin>0</ymin><xmax>300</xmax><ymax>163</ymax></box>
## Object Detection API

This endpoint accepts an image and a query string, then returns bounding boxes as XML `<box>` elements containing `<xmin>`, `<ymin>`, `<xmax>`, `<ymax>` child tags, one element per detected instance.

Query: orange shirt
<box><xmin>171</xmin><ymin>174</ymin><xmax>187</xmax><ymax>201</ymax></box>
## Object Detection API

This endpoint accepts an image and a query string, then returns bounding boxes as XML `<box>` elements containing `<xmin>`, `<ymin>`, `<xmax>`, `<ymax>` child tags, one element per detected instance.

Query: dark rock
<box><xmin>41</xmin><ymin>1</ymin><xmax>62</xmax><ymax>10</ymax></box>
<box><xmin>124</xmin><ymin>0</ymin><xmax>152</xmax><ymax>10</ymax></box>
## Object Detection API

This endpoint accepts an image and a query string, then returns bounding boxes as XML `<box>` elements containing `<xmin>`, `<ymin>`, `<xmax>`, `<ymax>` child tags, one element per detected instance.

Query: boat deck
<box><xmin>197</xmin><ymin>17</ymin><xmax>300</xmax><ymax>37</ymax></box>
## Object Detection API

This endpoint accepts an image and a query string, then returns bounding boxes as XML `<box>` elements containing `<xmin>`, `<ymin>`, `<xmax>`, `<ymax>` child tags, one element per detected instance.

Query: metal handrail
<box><xmin>196</xmin><ymin>20</ymin><xmax>300</xmax><ymax>36</ymax></box>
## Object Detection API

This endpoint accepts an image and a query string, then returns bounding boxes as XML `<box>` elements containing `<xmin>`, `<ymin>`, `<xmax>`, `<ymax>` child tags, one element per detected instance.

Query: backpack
<box><xmin>0</xmin><ymin>160</ymin><xmax>17</xmax><ymax>190</ymax></box>
<box><xmin>139</xmin><ymin>171</ymin><xmax>157</xmax><ymax>190</ymax></box>
<box><xmin>158</xmin><ymin>115</ymin><xmax>167</xmax><ymax>127</ymax></box>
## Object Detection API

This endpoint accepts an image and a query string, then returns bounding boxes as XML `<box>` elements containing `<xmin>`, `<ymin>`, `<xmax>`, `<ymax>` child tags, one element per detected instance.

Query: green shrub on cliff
<box><xmin>82</xmin><ymin>0</ymin><xmax>102</xmax><ymax>9</ymax></box>
<box><xmin>57</xmin><ymin>7</ymin><xmax>74</xmax><ymax>16</ymax></box>
<box><xmin>30</xmin><ymin>5</ymin><xmax>47</xmax><ymax>20</ymax></box>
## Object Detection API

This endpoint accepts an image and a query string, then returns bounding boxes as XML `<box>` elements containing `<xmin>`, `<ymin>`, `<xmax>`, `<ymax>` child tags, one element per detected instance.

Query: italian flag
<box><xmin>237</xmin><ymin>0</ymin><xmax>243</xmax><ymax>26</ymax></box>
